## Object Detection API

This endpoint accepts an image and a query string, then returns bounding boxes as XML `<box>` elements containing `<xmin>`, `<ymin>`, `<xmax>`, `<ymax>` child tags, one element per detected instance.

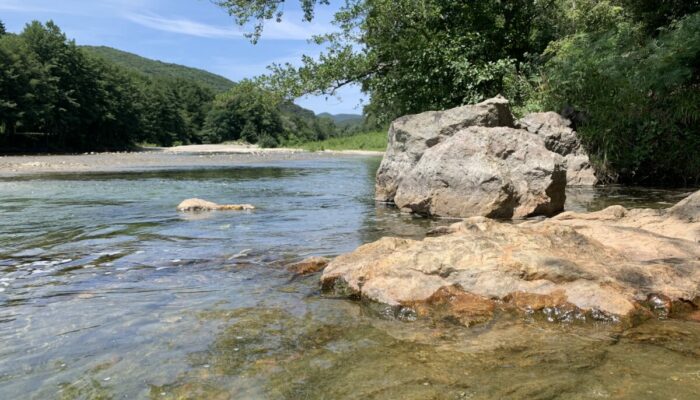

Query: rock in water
<box><xmin>375</xmin><ymin>96</ymin><xmax>514</xmax><ymax>203</ymax></box>
<box><xmin>518</xmin><ymin>112</ymin><xmax>598</xmax><ymax>186</ymax></box>
<box><xmin>669</xmin><ymin>189</ymin><xmax>700</xmax><ymax>223</ymax></box>
<box><xmin>321</xmin><ymin>190</ymin><xmax>700</xmax><ymax>325</ymax></box>
<box><xmin>375</xmin><ymin>97</ymin><xmax>599</xmax><ymax>218</ymax></box>
<box><xmin>287</xmin><ymin>257</ymin><xmax>330</xmax><ymax>275</ymax></box>
<box><xmin>393</xmin><ymin>127</ymin><xmax>567</xmax><ymax>219</ymax></box>
<box><xmin>177</xmin><ymin>198</ymin><xmax>255</xmax><ymax>212</ymax></box>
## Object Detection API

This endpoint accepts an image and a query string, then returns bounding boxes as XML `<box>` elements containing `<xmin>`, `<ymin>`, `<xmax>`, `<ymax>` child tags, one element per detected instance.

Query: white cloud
<box><xmin>125</xmin><ymin>13</ymin><xmax>242</xmax><ymax>38</ymax></box>
<box><xmin>124</xmin><ymin>12</ymin><xmax>333</xmax><ymax>41</ymax></box>
<box><xmin>0</xmin><ymin>0</ymin><xmax>155</xmax><ymax>17</ymax></box>
<box><xmin>0</xmin><ymin>0</ymin><xmax>59</xmax><ymax>13</ymax></box>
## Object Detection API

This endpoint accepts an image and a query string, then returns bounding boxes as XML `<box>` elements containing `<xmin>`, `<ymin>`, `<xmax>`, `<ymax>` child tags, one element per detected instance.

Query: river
<box><xmin>0</xmin><ymin>156</ymin><xmax>698</xmax><ymax>399</ymax></box>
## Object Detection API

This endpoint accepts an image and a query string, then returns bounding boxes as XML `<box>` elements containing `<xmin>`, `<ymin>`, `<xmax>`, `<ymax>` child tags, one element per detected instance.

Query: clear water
<box><xmin>0</xmin><ymin>156</ymin><xmax>698</xmax><ymax>399</ymax></box>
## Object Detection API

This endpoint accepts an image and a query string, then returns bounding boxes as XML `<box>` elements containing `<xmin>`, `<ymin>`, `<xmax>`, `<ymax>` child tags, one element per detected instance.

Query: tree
<box><xmin>213</xmin><ymin>0</ymin><xmax>331</xmax><ymax>43</ymax></box>
<box><xmin>215</xmin><ymin>0</ymin><xmax>700</xmax><ymax>184</ymax></box>
<box><xmin>19</xmin><ymin>21</ymin><xmax>92</xmax><ymax>145</ymax></box>
<box><xmin>135</xmin><ymin>77</ymin><xmax>187</xmax><ymax>146</ymax></box>
<box><xmin>0</xmin><ymin>20</ymin><xmax>6</xmax><ymax>35</ymax></box>
<box><xmin>0</xmin><ymin>34</ymin><xmax>46</xmax><ymax>136</ymax></box>
<box><xmin>540</xmin><ymin>9</ymin><xmax>700</xmax><ymax>184</ymax></box>
<box><xmin>171</xmin><ymin>78</ymin><xmax>215</xmax><ymax>142</ymax></box>
<box><xmin>202</xmin><ymin>80</ymin><xmax>284</xmax><ymax>145</ymax></box>
<box><xmin>2</xmin><ymin>18</ymin><xmax>341</xmax><ymax>152</ymax></box>
<box><xmin>221</xmin><ymin>0</ymin><xmax>560</xmax><ymax>122</ymax></box>
<box><xmin>86</xmin><ymin>59</ymin><xmax>143</xmax><ymax>149</ymax></box>
<box><xmin>618</xmin><ymin>0</ymin><xmax>700</xmax><ymax>34</ymax></box>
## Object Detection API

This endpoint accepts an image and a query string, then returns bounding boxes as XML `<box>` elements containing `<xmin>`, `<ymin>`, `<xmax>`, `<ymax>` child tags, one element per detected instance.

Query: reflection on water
<box><xmin>565</xmin><ymin>185</ymin><xmax>694</xmax><ymax>212</ymax></box>
<box><xmin>0</xmin><ymin>157</ymin><xmax>698</xmax><ymax>399</ymax></box>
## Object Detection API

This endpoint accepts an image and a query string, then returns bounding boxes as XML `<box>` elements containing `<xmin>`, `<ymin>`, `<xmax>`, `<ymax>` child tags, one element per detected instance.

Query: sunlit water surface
<box><xmin>0</xmin><ymin>156</ymin><xmax>698</xmax><ymax>399</ymax></box>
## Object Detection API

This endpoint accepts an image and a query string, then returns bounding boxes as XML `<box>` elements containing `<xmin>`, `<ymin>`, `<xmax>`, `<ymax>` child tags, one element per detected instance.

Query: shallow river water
<box><xmin>0</xmin><ymin>156</ymin><xmax>699</xmax><ymax>400</ymax></box>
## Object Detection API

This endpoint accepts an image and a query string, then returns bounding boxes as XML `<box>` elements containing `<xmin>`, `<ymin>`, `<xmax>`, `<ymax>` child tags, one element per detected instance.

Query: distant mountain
<box><xmin>317</xmin><ymin>113</ymin><xmax>364</xmax><ymax>128</ymax></box>
<box><xmin>82</xmin><ymin>46</ymin><xmax>235</xmax><ymax>93</ymax></box>
<box><xmin>318</xmin><ymin>113</ymin><xmax>363</xmax><ymax>123</ymax></box>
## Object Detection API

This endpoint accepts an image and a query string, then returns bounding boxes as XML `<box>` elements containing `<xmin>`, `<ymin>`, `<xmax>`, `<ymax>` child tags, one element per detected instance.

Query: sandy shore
<box><xmin>0</xmin><ymin>145</ymin><xmax>383</xmax><ymax>177</ymax></box>
<box><xmin>163</xmin><ymin>143</ymin><xmax>384</xmax><ymax>156</ymax></box>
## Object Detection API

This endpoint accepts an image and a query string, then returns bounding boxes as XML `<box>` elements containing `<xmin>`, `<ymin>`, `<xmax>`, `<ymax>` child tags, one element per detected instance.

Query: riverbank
<box><xmin>164</xmin><ymin>143</ymin><xmax>384</xmax><ymax>156</ymax></box>
<box><xmin>0</xmin><ymin>145</ymin><xmax>384</xmax><ymax>177</ymax></box>
<box><xmin>293</xmin><ymin>130</ymin><xmax>387</xmax><ymax>152</ymax></box>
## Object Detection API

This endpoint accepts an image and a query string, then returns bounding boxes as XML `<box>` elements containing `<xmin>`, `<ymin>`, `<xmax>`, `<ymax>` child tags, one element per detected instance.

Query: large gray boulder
<box><xmin>518</xmin><ymin>112</ymin><xmax>598</xmax><ymax>186</ymax></box>
<box><xmin>394</xmin><ymin>127</ymin><xmax>567</xmax><ymax>219</ymax></box>
<box><xmin>375</xmin><ymin>96</ymin><xmax>514</xmax><ymax>202</ymax></box>
<box><xmin>376</xmin><ymin>98</ymin><xmax>598</xmax><ymax>219</ymax></box>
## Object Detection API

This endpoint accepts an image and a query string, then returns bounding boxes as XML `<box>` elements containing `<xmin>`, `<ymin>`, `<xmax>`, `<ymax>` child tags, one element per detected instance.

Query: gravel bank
<box><xmin>0</xmin><ymin>146</ymin><xmax>383</xmax><ymax>177</ymax></box>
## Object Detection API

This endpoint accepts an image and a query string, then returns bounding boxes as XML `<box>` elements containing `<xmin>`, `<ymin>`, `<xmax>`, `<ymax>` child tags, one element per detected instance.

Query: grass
<box><xmin>295</xmin><ymin>131</ymin><xmax>387</xmax><ymax>152</ymax></box>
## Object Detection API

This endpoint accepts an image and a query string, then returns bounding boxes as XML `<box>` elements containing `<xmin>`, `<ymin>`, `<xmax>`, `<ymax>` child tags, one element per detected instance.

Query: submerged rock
<box><xmin>375</xmin><ymin>97</ymin><xmax>597</xmax><ymax>219</ymax></box>
<box><xmin>287</xmin><ymin>256</ymin><xmax>330</xmax><ymax>275</ymax></box>
<box><xmin>321</xmin><ymin>190</ymin><xmax>700</xmax><ymax>326</ymax></box>
<box><xmin>177</xmin><ymin>198</ymin><xmax>255</xmax><ymax>212</ymax></box>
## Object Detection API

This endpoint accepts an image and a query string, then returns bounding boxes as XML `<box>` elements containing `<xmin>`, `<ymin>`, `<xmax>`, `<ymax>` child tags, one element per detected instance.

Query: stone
<box><xmin>287</xmin><ymin>257</ymin><xmax>330</xmax><ymax>275</ymax></box>
<box><xmin>393</xmin><ymin>126</ymin><xmax>567</xmax><ymax>218</ymax></box>
<box><xmin>518</xmin><ymin>112</ymin><xmax>598</xmax><ymax>186</ymax></box>
<box><xmin>687</xmin><ymin>311</ymin><xmax>700</xmax><ymax>323</ymax></box>
<box><xmin>177</xmin><ymin>198</ymin><xmax>255</xmax><ymax>212</ymax></box>
<box><xmin>668</xmin><ymin>190</ymin><xmax>700</xmax><ymax>223</ymax></box>
<box><xmin>545</xmin><ymin>192</ymin><xmax>700</xmax><ymax>258</ymax></box>
<box><xmin>321</xmin><ymin>190</ymin><xmax>700</xmax><ymax>326</ymax></box>
<box><xmin>375</xmin><ymin>96</ymin><xmax>514</xmax><ymax>202</ymax></box>
<box><xmin>407</xmin><ymin>286</ymin><xmax>496</xmax><ymax>327</ymax></box>
<box><xmin>375</xmin><ymin>98</ymin><xmax>598</xmax><ymax>220</ymax></box>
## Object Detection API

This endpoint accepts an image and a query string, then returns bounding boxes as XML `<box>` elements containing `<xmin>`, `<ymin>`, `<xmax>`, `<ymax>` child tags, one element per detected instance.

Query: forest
<box><xmin>2</xmin><ymin>0</ymin><xmax>700</xmax><ymax>184</ymax></box>
<box><xmin>0</xmin><ymin>20</ymin><xmax>351</xmax><ymax>152</ymax></box>
<box><xmin>227</xmin><ymin>0</ymin><xmax>699</xmax><ymax>185</ymax></box>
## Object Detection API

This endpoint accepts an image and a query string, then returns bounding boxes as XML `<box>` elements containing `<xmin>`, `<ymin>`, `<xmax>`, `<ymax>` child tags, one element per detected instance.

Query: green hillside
<box><xmin>1</xmin><ymin>21</ymin><xmax>366</xmax><ymax>151</ymax></box>
<box><xmin>82</xmin><ymin>46</ymin><xmax>235</xmax><ymax>93</ymax></box>
<box><xmin>317</xmin><ymin>112</ymin><xmax>364</xmax><ymax>127</ymax></box>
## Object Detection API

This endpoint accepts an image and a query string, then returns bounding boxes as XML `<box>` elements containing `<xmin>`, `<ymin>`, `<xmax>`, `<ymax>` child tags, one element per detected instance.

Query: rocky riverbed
<box><xmin>323</xmin><ymin>97</ymin><xmax>700</xmax><ymax>329</ymax></box>
<box><xmin>1</xmin><ymin>154</ymin><xmax>698</xmax><ymax>398</ymax></box>
<box><xmin>322</xmin><ymin>189</ymin><xmax>700</xmax><ymax>325</ymax></box>
<box><xmin>0</xmin><ymin>146</ymin><xmax>381</xmax><ymax>177</ymax></box>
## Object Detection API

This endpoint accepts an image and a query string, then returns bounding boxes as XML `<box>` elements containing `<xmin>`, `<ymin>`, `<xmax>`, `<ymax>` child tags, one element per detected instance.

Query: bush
<box><xmin>540</xmin><ymin>12</ymin><xmax>700</xmax><ymax>184</ymax></box>
<box><xmin>257</xmin><ymin>133</ymin><xmax>279</xmax><ymax>148</ymax></box>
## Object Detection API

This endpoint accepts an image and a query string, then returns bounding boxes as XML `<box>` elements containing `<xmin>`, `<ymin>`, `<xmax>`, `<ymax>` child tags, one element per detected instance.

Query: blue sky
<box><xmin>0</xmin><ymin>0</ymin><xmax>366</xmax><ymax>115</ymax></box>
